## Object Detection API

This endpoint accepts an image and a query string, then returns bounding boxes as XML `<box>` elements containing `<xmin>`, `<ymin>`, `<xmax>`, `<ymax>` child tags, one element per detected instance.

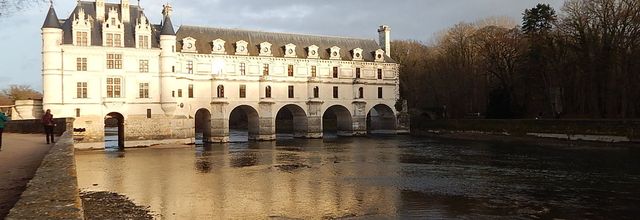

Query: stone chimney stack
<box><xmin>96</xmin><ymin>0</ymin><xmax>105</xmax><ymax>21</ymax></box>
<box><xmin>378</xmin><ymin>25</ymin><xmax>391</xmax><ymax>58</ymax></box>
<box><xmin>121</xmin><ymin>0</ymin><xmax>130</xmax><ymax>23</ymax></box>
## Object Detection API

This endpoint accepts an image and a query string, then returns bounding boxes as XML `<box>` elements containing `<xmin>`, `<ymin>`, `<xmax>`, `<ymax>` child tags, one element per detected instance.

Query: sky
<box><xmin>0</xmin><ymin>0</ymin><xmax>565</xmax><ymax>91</ymax></box>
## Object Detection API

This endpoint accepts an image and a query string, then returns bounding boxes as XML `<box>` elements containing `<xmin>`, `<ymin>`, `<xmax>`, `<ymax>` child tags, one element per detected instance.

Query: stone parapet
<box><xmin>6</xmin><ymin>131</ymin><xmax>84</xmax><ymax>220</ymax></box>
<box><xmin>4</xmin><ymin>118</ymin><xmax>74</xmax><ymax>135</ymax></box>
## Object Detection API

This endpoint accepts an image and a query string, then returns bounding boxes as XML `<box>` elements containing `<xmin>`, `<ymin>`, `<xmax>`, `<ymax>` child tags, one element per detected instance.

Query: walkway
<box><xmin>0</xmin><ymin>133</ymin><xmax>51</xmax><ymax>219</ymax></box>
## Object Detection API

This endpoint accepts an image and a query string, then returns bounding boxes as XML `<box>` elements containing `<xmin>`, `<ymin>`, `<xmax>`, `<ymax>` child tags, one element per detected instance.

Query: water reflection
<box><xmin>75</xmin><ymin>136</ymin><xmax>640</xmax><ymax>219</ymax></box>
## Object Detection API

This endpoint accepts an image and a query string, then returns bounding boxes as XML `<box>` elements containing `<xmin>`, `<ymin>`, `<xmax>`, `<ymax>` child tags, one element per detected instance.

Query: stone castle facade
<box><xmin>42</xmin><ymin>0</ymin><xmax>401</xmax><ymax>148</ymax></box>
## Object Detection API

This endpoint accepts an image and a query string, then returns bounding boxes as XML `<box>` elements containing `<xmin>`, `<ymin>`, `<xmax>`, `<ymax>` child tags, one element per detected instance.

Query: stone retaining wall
<box><xmin>4</xmin><ymin>118</ymin><xmax>74</xmax><ymax>136</ymax></box>
<box><xmin>6</xmin><ymin>131</ymin><xmax>84</xmax><ymax>220</ymax></box>
<box><xmin>412</xmin><ymin>118</ymin><xmax>640</xmax><ymax>143</ymax></box>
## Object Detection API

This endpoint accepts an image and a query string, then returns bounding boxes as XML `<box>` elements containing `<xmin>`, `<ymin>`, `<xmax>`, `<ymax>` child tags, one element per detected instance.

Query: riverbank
<box><xmin>411</xmin><ymin>118</ymin><xmax>640</xmax><ymax>147</ymax></box>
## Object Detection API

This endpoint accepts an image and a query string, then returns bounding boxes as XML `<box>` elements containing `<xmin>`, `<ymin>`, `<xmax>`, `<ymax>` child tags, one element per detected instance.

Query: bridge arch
<box><xmin>194</xmin><ymin>108</ymin><xmax>211</xmax><ymax>143</ymax></box>
<box><xmin>228</xmin><ymin>105</ymin><xmax>260</xmax><ymax>142</ymax></box>
<box><xmin>366</xmin><ymin>104</ymin><xmax>397</xmax><ymax>134</ymax></box>
<box><xmin>104</xmin><ymin>112</ymin><xmax>125</xmax><ymax>150</ymax></box>
<box><xmin>275</xmin><ymin>104</ymin><xmax>308</xmax><ymax>138</ymax></box>
<box><xmin>322</xmin><ymin>105</ymin><xmax>353</xmax><ymax>136</ymax></box>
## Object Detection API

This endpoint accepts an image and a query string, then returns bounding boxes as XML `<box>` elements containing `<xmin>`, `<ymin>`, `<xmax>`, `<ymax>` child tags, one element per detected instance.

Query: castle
<box><xmin>41</xmin><ymin>1</ymin><xmax>401</xmax><ymax>149</ymax></box>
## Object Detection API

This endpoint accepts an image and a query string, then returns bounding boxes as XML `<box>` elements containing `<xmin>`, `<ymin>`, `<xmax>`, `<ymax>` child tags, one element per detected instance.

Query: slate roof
<box><xmin>59</xmin><ymin>1</ymin><xmax>160</xmax><ymax>48</ymax></box>
<box><xmin>42</xmin><ymin>5</ymin><xmax>61</xmax><ymax>29</ymax></box>
<box><xmin>175</xmin><ymin>26</ymin><xmax>395</xmax><ymax>63</ymax></box>
<box><xmin>160</xmin><ymin>16</ymin><xmax>176</xmax><ymax>36</ymax></box>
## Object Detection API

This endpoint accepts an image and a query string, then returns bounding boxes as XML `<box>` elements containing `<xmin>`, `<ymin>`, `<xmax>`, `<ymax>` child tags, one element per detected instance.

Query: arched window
<box><xmin>217</xmin><ymin>85</ymin><xmax>224</xmax><ymax>98</ymax></box>
<box><xmin>313</xmin><ymin>86</ymin><xmax>319</xmax><ymax>98</ymax></box>
<box><xmin>358</xmin><ymin>87</ymin><xmax>364</xmax><ymax>99</ymax></box>
<box><xmin>265</xmin><ymin>86</ymin><xmax>272</xmax><ymax>98</ymax></box>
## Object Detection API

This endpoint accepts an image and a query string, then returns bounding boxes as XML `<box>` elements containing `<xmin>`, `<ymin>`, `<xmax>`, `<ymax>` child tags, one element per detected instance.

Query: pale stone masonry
<box><xmin>42</xmin><ymin>1</ymin><xmax>401</xmax><ymax>148</ymax></box>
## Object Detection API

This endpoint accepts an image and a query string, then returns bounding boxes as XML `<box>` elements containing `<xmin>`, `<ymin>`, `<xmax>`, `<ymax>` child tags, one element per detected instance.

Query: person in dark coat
<box><xmin>0</xmin><ymin>112</ymin><xmax>9</xmax><ymax>150</ymax></box>
<box><xmin>41</xmin><ymin>109</ymin><xmax>55</xmax><ymax>144</ymax></box>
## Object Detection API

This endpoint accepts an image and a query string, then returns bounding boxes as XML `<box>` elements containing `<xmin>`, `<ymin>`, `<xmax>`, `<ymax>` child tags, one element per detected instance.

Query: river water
<box><xmin>75</xmin><ymin>134</ymin><xmax>640</xmax><ymax>219</ymax></box>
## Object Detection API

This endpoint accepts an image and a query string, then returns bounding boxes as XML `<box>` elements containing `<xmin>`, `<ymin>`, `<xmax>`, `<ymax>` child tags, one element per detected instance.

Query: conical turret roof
<box><xmin>42</xmin><ymin>4</ymin><xmax>61</xmax><ymax>29</ymax></box>
<box><xmin>160</xmin><ymin>16</ymin><xmax>175</xmax><ymax>36</ymax></box>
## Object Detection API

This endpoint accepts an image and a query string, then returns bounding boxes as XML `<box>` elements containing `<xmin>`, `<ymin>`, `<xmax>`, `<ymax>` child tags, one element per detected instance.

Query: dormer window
<box><xmin>330</xmin><ymin>46</ymin><xmax>341</xmax><ymax>60</ymax></box>
<box><xmin>375</xmin><ymin>49</ymin><xmax>385</xmax><ymax>62</ymax></box>
<box><xmin>235</xmin><ymin>40</ymin><xmax>249</xmax><ymax>55</ymax></box>
<box><xmin>259</xmin><ymin>42</ymin><xmax>272</xmax><ymax>56</ymax></box>
<box><xmin>284</xmin><ymin>43</ymin><xmax>297</xmax><ymax>58</ymax></box>
<box><xmin>308</xmin><ymin>45</ymin><xmax>319</xmax><ymax>59</ymax></box>
<box><xmin>352</xmin><ymin>48</ymin><xmax>364</xmax><ymax>61</ymax></box>
<box><xmin>102</xmin><ymin>8</ymin><xmax>124</xmax><ymax>47</ymax></box>
<box><xmin>182</xmin><ymin>37</ymin><xmax>197</xmax><ymax>53</ymax></box>
<box><xmin>72</xmin><ymin>8</ymin><xmax>91</xmax><ymax>46</ymax></box>
<box><xmin>135</xmin><ymin>15</ymin><xmax>152</xmax><ymax>49</ymax></box>
<box><xmin>212</xmin><ymin>39</ymin><xmax>226</xmax><ymax>54</ymax></box>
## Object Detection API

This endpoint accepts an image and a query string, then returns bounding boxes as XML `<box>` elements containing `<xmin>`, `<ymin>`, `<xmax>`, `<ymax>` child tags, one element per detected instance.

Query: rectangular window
<box><xmin>313</xmin><ymin>86</ymin><xmax>319</xmax><ymax>98</ymax></box>
<box><xmin>311</xmin><ymin>66</ymin><xmax>317</xmax><ymax>77</ymax></box>
<box><xmin>377</xmin><ymin>69</ymin><xmax>383</xmax><ymax>79</ymax></box>
<box><xmin>188</xmin><ymin>84</ymin><xmax>194</xmax><ymax>98</ymax></box>
<box><xmin>106</xmin><ymin>33</ymin><xmax>113</xmax><ymax>46</ymax></box>
<box><xmin>288</xmin><ymin>85</ymin><xmax>294</xmax><ymax>98</ymax></box>
<box><xmin>76</xmin><ymin>58</ymin><xmax>87</xmax><ymax>71</ymax></box>
<box><xmin>378</xmin><ymin>87</ymin><xmax>383</xmax><ymax>99</ymax></box>
<box><xmin>138</xmin><ymin>35</ymin><xmax>149</xmax><ymax>49</ymax></box>
<box><xmin>106</xmin><ymin>77</ymin><xmax>121</xmax><ymax>98</ymax></box>
<box><xmin>172</xmin><ymin>90</ymin><xmax>175</xmax><ymax>97</ymax></box>
<box><xmin>147</xmin><ymin>109</ymin><xmax>152</xmax><ymax>119</ymax></box>
<box><xmin>76</xmin><ymin>32</ymin><xmax>88</xmax><ymax>46</ymax></box>
<box><xmin>76</xmin><ymin>82</ymin><xmax>87</xmax><ymax>98</ymax></box>
<box><xmin>333</xmin><ymin>86</ymin><xmax>339</xmax><ymax>98</ymax></box>
<box><xmin>114</xmin><ymin>34</ymin><xmax>121</xmax><ymax>47</ymax></box>
<box><xmin>288</xmin><ymin>65</ymin><xmax>294</xmax><ymax>77</ymax></box>
<box><xmin>139</xmin><ymin>60</ymin><xmax>149</xmax><ymax>72</ymax></box>
<box><xmin>178</xmin><ymin>89</ymin><xmax>182</xmax><ymax>97</ymax></box>
<box><xmin>332</xmin><ymin>66</ymin><xmax>338</xmax><ymax>78</ymax></box>
<box><xmin>107</xmin><ymin>54</ymin><xmax>122</xmax><ymax>69</ymax></box>
<box><xmin>356</xmin><ymin>68</ymin><xmax>361</xmax><ymax>79</ymax></box>
<box><xmin>240</xmin><ymin>63</ymin><xmax>246</xmax><ymax>75</ymax></box>
<box><xmin>187</xmin><ymin>61</ymin><xmax>193</xmax><ymax>74</ymax></box>
<box><xmin>239</xmin><ymin>84</ymin><xmax>246</xmax><ymax>98</ymax></box>
<box><xmin>139</xmin><ymin>83</ymin><xmax>149</xmax><ymax>98</ymax></box>
<box><xmin>75</xmin><ymin>108</ymin><xmax>81</xmax><ymax>117</ymax></box>
<box><xmin>263</xmin><ymin>64</ymin><xmax>269</xmax><ymax>76</ymax></box>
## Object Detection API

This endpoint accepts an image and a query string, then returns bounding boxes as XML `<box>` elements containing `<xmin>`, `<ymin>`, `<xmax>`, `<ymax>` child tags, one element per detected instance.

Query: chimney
<box><xmin>96</xmin><ymin>0</ymin><xmax>105</xmax><ymax>21</ymax></box>
<box><xmin>121</xmin><ymin>0</ymin><xmax>130</xmax><ymax>23</ymax></box>
<box><xmin>378</xmin><ymin>25</ymin><xmax>391</xmax><ymax>58</ymax></box>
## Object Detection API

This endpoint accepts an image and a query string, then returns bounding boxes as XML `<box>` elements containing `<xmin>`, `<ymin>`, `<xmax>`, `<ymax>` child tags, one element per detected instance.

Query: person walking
<box><xmin>42</xmin><ymin>109</ymin><xmax>55</xmax><ymax>144</ymax></box>
<box><xmin>0</xmin><ymin>112</ymin><xmax>9</xmax><ymax>150</ymax></box>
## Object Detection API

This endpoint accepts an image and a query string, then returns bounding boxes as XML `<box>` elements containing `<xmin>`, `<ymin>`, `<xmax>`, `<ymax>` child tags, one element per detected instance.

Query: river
<box><xmin>75</xmin><ymin>134</ymin><xmax>640</xmax><ymax>219</ymax></box>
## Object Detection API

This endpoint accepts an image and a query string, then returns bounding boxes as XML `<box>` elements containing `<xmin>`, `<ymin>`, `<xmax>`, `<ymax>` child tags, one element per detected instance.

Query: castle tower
<box><xmin>378</xmin><ymin>25</ymin><xmax>391</xmax><ymax>57</ymax></box>
<box><xmin>159</xmin><ymin>4</ymin><xmax>177</xmax><ymax>115</ymax></box>
<box><xmin>42</xmin><ymin>4</ymin><xmax>63</xmax><ymax>112</ymax></box>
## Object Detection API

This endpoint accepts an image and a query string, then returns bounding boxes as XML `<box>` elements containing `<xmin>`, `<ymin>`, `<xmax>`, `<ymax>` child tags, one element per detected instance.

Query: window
<box><xmin>172</xmin><ymin>91</ymin><xmax>175</xmax><ymax>97</ymax></box>
<box><xmin>265</xmin><ymin>86</ymin><xmax>272</xmax><ymax>98</ymax></box>
<box><xmin>217</xmin><ymin>85</ymin><xmax>224</xmax><ymax>98</ymax></box>
<box><xmin>263</xmin><ymin>64</ymin><xmax>269</xmax><ymax>76</ymax></box>
<box><xmin>288</xmin><ymin>85</ymin><xmax>294</xmax><ymax>98</ymax></box>
<box><xmin>188</xmin><ymin>84</ymin><xmax>194</xmax><ymax>98</ymax></box>
<box><xmin>378</xmin><ymin>87</ymin><xmax>383</xmax><ymax>99</ymax></box>
<box><xmin>106</xmin><ymin>77</ymin><xmax>121</xmax><ymax>98</ymax></box>
<box><xmin>377</xmin><ymin>69</ymin><xmax>383</xmax><ymax>79</ymax></box>
<box><xmin>288</xmin><ymin>65</ymin><xmax>294</xmax><ymax>77</ymax></box>
<box><xmin>107</xmin><ymin>54</ymin><xmax>122</xmax><ymax>69</ymax></box>
<box><xmin>187</xmin><ymin>61</ymin><xmax>193</xmax><ymax>74</ymax></box>
<box><xmin>139</xmin><ymin>60</ymin><xmax>149</xmax><ymax>72</ymax></box>
<box><xmin>76</xmin><ymin>82</ymin><xmax>87</xmax><ymax>98</ymax></box>
<box><xmin>106</xmin><ymin>33</ymin><xmax>113</xmax><ymax>46</ymax></box>
<box><xmin>139</xmin><ymin>83</ymin><xmax>149</xmax><ymax>98</ymax></box>
<box><xmin>138</xmin><ymin>35</ymin><xmax>149</xmax><ymax>49</ymax></box>
<box><xmin>239</xmin><ymin>84</ymin><xmax>246</xmax><ymax>98</ymax></box>
<box><xmin>76</xmin><ymin>32</ymin><xmax>88</xmax><ymax>46</ymax></box>
<box><xmin>172</xmin><ymin>66</ymin><xmax>175</xmax><ymax>73</ymax></box>
<box><xmin>105</xmin><ymin>33</ymin><xmax>121</xmax><ymax>47</ymax></box>
<box><xmin>333</xmin><ymin>86</ymin><xmax>338</xmax><ymax>98</ymax></box>
<box><xmin>178</xmin><ymin>89</ymin><xmax>183</xmax><ymax>97</ymax></box>
<box><xmin>313</xmin><ymin>86</ymin><xmax>319</xmax><ymax>98</ymax></box>
<box><xmin>356</xmin><ymin>68</ymin><xmax>361</xmax><ymax>79</ymax></box>
<box><xmin>332</xmin><ymin>67</ymin><xmax>338</xmax><ymax>78</ymax></box>
<box><xmin>146</xmin><ymin>109</ymin><xmax>152</xmax><ymax>118</ymax></box>
<box><xmin>76</xmin><ymin>58</ymin><xmax>87</xmax><ymax>71</ymax></box>
<box><xmin>75</xmin><ymin>108</ymin><xmax>81</xmax><ymax>117</ymax></box>
<box><xmin>358</xmin><ymin>87</ymin><xmax>364</xmax><ymax>99</ymax></box>
<box><xmin>240</xmin><ymin>63</ymin><xmax>246</xmax><ymax>75</ymax></box>
<box><xmin>311</xmin><ymin>66</ymin><xmax>317</xmax><ymax>77</ymax></box>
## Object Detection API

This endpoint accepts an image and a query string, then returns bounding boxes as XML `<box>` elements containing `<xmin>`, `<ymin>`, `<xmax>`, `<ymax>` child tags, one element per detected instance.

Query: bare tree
<box><xmin>1</xmin><ymin>84</ymin><xmax>42</xmax><ymax>101</ymax></box>
<box><xmin>0</xmin><ymin>0</ymin><xmax>46</xmax><ymax>17</ymax></box>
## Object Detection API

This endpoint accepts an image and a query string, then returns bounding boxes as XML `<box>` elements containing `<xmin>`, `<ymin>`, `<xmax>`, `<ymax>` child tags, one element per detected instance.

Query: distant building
<box><xmin>42</xmin><ymin>0</ymin><xmax>401</xmax><ymax>148</ymax></box>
